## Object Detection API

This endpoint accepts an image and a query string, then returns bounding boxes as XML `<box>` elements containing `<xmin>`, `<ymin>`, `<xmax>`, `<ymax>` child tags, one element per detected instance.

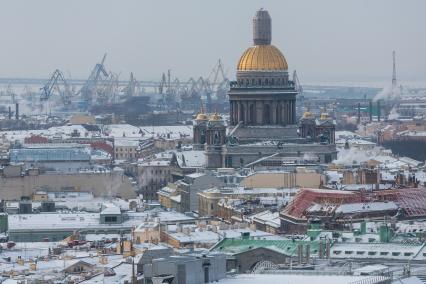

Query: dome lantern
<box><xmin>253</xmin><ymin>9</ymin><xmax>272</xmax><ymax>45</ymax></box>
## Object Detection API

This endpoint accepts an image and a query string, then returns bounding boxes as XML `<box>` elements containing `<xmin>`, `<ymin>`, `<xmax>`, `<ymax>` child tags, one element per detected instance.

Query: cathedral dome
<box><xmin>237</xmin><ymin>45</ymin><xmax>288</xmax><ymax>71</ymax></box>
<box><xmin>209</xmin><ymin>112</ymin><xmax>222</xmax><ymax>121</ymax></box>
<box><xmin>195</xmin><ymin>112</ymin><xmax>208</xmax><ymax>121</ymax></box>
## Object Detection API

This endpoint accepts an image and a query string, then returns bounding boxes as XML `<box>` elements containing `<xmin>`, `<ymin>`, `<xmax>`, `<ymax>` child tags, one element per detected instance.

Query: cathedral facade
<box><xmin>194</xmin><ymin>9</ymin><xmax>337</xmax><ymax>169</ymax></box>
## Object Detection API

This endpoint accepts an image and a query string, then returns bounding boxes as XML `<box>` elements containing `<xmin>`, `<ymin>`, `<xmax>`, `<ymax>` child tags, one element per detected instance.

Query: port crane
<box><xmin>40</xmin><ymin>69</ymin><xmax>74</xmax><ymax>105</ymax></box>
<box><xmin>81</xmin><ymin>53</ymin><xmax>109</xmax><ymax>106</ymax></box>
<box><xmin>157</xmin><ymin>60</ymin><xmax>230</xmax><ymax>111</ymax></box>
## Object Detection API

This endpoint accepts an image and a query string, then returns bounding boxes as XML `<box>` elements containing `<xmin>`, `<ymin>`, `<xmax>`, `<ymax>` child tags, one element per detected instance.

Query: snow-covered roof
<box><xmin>100</xmin><ymin>204</ymin><xmax>121</xmax><ymax>215</ymax></box>
<box><xmin>250</xmin><ymin>210</ymin><xmax>280</xmax><ymax>228</ymax></box>
<box><xmin>335</xmin><ymin>202</ymin><xmax>398</xmax><ymax>214</ymax></box>
<box><xmin>8</xmin><ymin>209</ymin><xmax>194</xmax><ymax>231</ymax></box>
<box><xmin>139</xmin><ymin>125</ymin><xmax>193</xmax><ymax>140</ymax></box>
<box><xmin>114</xmin><ymin>138</ymin><xmax>140</xmax><ymax>147</ymax></box>
<box><xmin>330</xmin><ymin>242</ymin><xmax>426</xmax><ymax>261</ymax></box>
<box><xmin>173</xmin><ymin>150</ymin><xmax>205</xmax><ymax>168</ymax></box>
<box><xmin>216</xmin><ymin>274</ymin><xmax>383</xmax><ymax>284</ymax></box>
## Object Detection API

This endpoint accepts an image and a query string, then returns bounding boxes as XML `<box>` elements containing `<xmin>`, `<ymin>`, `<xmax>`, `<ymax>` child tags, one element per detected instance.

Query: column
<box><xmin>230</xmin><ymin>101</ymin><xmax>234</xmax><ymax>125</ymax></box>
<box><xmin>234</xmin><ymin>101</ymin><xmax>238</xmax><ymax>124</ymax></box>
<box><xmin>286</xmin><ymin>101</ymin><xmax>290</xmax><ymax>125</ymax></box>
<box><xmin>279</xmin><ymin>101</ymin><xmax>283</xmax><ymax>125</ymax></box>
<box><xmin>238</xmin><ymin>101</ymin><xmax>242</xmax><ymax>122</ymax></box>
<box><xmin>244</xmin><ymin>101</ymin><xmax>249</xmax><ymax>124</ymax></box>
<box><xmin>256</xmin><ymin>100</ymin><xmax>262</xmax><ymax>125</ymax></box>
<box><xmin>272</xmin><ymin>100</ymin><xmax>277</xmax><ymax>124</ymax></box>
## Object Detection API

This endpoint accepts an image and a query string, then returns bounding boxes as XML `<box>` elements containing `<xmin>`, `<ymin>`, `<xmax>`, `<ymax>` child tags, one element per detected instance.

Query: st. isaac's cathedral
<box><xmin>193</xmin><ymin>9</ymin><xmax>337</xmax><ymax>169</ymax></box>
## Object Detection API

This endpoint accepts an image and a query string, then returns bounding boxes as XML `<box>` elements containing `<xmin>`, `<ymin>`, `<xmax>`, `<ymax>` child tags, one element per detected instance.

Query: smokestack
<box><xmin>357</xmin><ymin>103</ymin><xmax>361</xmax><ymax>124</ymax></box>
<box><xmin>369</xmin><ymin>100</ymin><xmax>373</xmax><ymax>122</ymax></box>
<box><xmin>253</xmin><ymin>9</ymin><xmax>272</xmax><ymax>45</ymax></box>
<box><xmin>15</xmin><ymin>103</ymin><xmax>19</xmax><ymax>120</ymax></box>
<box><xmin>377</xmin><ymin>101</ymin><xmax>381</xmax><ymax>122</ymax></box>
<box><xmin>392</xmin><ymin>51</ymin><xmax>397</xmax><ymax>89</ymax></box>
<box><xmin>8</xmin><ymin>106</ymin><xmax>11</xmax><ymax>120</ymax></box>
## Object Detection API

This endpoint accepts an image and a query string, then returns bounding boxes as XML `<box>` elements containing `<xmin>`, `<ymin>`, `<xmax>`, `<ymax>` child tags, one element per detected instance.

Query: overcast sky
<box><xmin>0</xmin><ymin>0</ymin><xmax>425</xmax><ymax>83</ymax></box>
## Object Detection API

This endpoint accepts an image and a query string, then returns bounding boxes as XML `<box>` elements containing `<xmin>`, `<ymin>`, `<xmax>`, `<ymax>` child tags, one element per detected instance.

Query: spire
<box><xmin>253</xmin><ymin>9</ymin><xmax>272</xmax><ymax>45</ymax></box>
<box><xmin>200</xmin><ymin>98</ymin><xmax>205</xmax><ymax>114</ymax></box>
<box><xmin>195</xmin><ymin>99</ymin><xmax>208</xmax><ymax>121</ymax></box>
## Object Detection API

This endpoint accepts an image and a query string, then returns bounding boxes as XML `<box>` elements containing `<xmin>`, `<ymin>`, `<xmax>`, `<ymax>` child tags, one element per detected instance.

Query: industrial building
<box><xmin>9</xmin><ymin>143</ymin><xmax>91</xmax><ymax>173</ymax></box>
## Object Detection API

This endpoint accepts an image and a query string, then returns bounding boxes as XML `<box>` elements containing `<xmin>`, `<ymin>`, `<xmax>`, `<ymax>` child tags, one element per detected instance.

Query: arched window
<box><xmin>258</xmin><ymin>79</ymin><xmax>261</xmax><ymax>85</ymax></box>
<box><xmin>252</xmin><ymin>79</ymin><xmax>255</xmax><ymax>85</ymax></box>
<box><xmin>271</xmin><ymin>78</ymin><xmax>274</xmax><ymax>85</ymax></box>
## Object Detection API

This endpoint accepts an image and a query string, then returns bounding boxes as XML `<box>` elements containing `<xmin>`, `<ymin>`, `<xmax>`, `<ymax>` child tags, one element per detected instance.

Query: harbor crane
<box><xmin>81</xmin><ymin>53</ymin><xmax>109</xmax><ymax>106</ymax></box>
<box><xmin>40</xmin><ymin>69</ymin><xmax>74</xmax><ymax>105</ymax></box>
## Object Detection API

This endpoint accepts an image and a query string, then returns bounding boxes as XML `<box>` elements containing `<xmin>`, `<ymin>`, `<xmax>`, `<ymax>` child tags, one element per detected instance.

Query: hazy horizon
<box><xmin>0</xmin><ymin>0</ymin><xmax>425</xmax><ymax>84</ymax></box>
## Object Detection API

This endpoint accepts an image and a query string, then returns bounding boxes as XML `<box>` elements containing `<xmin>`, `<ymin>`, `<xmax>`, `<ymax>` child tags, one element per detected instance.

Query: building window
<box><xmin>104</xmin><ymin>216</ymin><xmax>118</xmax><ymax>223</ymax></box>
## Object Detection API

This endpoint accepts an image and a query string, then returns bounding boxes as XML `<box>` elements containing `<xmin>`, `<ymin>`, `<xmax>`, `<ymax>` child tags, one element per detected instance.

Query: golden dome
<box><xmin>320</xmin><ymin>112</ymin><xmax>331</xmax><ymax>120</ymax></box>
<box><xmin>209</xmin><ymin>112</ymin><xmax>222</xmax><ymax>121</ymax></box>
<box><xmin>195</xmin><ymin>112</ymin><xmax>208</xmax><ymax>121</ymax></box>
<box><xmin>303</xmin><ymin>111</ymin><xmax>314</xmax><ymax>119</ymax></box>
<box><xmin>237</xmin><ymin>45</ymin><xmax>288</xmax><ymax>71</ymax></box>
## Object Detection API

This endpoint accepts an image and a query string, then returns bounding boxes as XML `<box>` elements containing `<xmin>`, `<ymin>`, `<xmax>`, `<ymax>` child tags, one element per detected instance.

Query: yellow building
<box><xmin>133</xmin><ymin>222</ymin><xmax>161</xmax><ymax>244</ymax></box>
<box><xmin>240</xmin><ymin>169</ymin><xmax>324</xmax><ymax>189</ymax></box>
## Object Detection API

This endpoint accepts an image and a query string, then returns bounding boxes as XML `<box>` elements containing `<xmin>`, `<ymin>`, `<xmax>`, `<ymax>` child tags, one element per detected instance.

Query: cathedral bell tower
<box><xmin>193</xmin><ymin>105</ymin><xmax>208</xmax><ymax>150</ymax></box>
<box><xmin>205</xmin><ymin>113</ymin><xmax>226</xmax><ymax>168</ymax></box>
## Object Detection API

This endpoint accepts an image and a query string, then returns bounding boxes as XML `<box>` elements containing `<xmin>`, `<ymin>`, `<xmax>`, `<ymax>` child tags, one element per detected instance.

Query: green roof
<box><xmin>210</xmin><ymin>238</ymin><xmax>329</xmax><ymax>257</ymax></box>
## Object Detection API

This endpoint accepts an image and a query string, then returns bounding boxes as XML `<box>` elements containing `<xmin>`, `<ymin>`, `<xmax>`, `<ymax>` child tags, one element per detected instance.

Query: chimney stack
<box><xmin>377</xmin><ymin>101</ymin><xmax>381</xmax><ymax>122</ymax></box>
<box><xmin>357</xmin><ymin>103</ymin><xmax>361</xmax><ymax>124</ymax></box>
<box><xmin>15</xmin><ymin>103</ymin><xmax>19</xmax><ymax>120</ymax></box>
<box><xmin>369</xmin><ymin>100</ymin><xmax>373</xmax><ymax>122</ymax></box>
